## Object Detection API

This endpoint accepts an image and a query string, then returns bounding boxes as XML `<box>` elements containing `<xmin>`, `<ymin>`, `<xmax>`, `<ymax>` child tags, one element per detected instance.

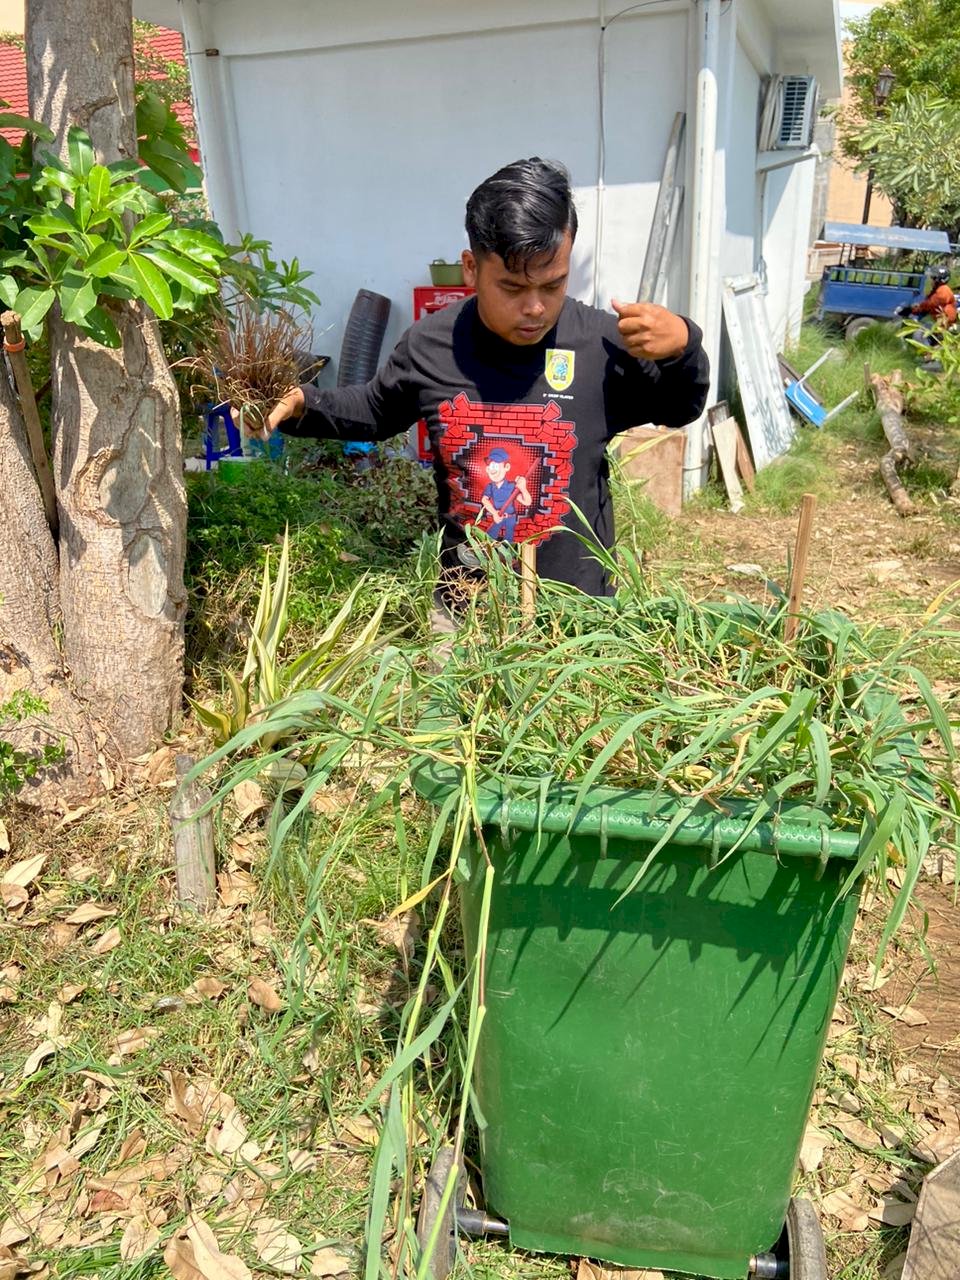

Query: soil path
<box><xmin>678</xmin><ymin>450</ymin><xmax>960</xmax><ymax>620</ymax></box>
<box><xmin>880</xmin><ymin>877</ymin><xmax>960</xmax><ymax>1087</ymax></box>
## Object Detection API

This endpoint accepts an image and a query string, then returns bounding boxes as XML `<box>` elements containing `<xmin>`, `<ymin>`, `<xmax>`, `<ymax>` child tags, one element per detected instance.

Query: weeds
<box><xmin>178</xmin><ymin>302</ymin><xmax>314</xmax><ymax>435</ymax></box>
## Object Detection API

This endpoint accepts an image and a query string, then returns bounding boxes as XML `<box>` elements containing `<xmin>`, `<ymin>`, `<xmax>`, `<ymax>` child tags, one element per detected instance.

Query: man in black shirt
<box><xmin>257</xmin><ymin>157</ymin><xmax>709</xmax><ymax>601</ymax></box>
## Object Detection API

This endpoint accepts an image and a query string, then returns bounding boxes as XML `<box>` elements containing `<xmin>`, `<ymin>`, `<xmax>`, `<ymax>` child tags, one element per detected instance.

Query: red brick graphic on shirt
<box><xmin>436</xmin><ymin>394</ymin><xmax>577</xmax><ymax>544</ymax></box>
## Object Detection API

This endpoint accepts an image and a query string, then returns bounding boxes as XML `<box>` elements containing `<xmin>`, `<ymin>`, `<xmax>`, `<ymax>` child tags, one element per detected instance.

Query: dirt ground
<box><xmin>681</xmin><ymin>447</ymin><xmax>960</xmax><ymax>620</ymax></box>
<box><xmin>882</xmin><ymin>877</ymin><xmax>960</xmax><ymax>1087</ymax></box>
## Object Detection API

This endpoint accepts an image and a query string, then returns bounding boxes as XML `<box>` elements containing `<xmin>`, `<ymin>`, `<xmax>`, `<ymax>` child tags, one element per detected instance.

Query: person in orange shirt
<box><xmin>909</xmin><ymin>265</ymin><xmax>957</xmax><ymax>328</ymax></box>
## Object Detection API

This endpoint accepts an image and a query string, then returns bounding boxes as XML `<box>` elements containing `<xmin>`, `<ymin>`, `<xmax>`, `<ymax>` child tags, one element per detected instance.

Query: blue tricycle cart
<box><xmin>815</xmin><ymin>221</ymin><xmax>952</xmax><ymax>341</ymax></box>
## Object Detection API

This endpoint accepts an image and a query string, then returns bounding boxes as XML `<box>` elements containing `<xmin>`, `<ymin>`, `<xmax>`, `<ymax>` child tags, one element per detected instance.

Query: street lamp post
<box><xmin>861</xmin><ymin>65</ymin><xmax>896</xmax><ymax>226</ymax></box>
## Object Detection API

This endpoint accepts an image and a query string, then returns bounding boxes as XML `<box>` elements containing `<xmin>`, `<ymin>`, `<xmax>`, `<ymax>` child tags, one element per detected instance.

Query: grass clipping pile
<box><xmin>215</xmin><ymin>539</ymin><xmax>960</xmax><ymax>1279</ymax></box>
<box><xmin>425</xmin><ymin>545</ymin><xmax>958</xmax><ymax>959</ymax></box>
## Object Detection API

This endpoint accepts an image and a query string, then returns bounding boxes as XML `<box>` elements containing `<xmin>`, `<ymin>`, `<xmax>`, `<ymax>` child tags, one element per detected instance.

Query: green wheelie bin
<box><xmin>411</xmin><ymin>765</ymin><xmax>868</xmax><ymax>1280</ymax></box>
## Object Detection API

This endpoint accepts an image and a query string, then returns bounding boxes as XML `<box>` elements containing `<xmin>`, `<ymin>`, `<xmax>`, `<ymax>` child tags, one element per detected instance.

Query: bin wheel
<box><xmin>844</xmin><ymin>316</ymin><xmax>874</xmax><ymax>342</ymax></box>
<box><xmin>416</xmin><ymin>1145</ymin><xmax>461</xmax><ymax>1280</ymax></box>
<box><xmin>771</xmin><ymin>1197</ymin><xmax>828</xmax><ymax>1279</ymax></box>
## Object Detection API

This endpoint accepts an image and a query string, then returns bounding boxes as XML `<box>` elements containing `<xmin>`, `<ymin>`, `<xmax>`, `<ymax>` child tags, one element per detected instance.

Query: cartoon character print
<box><xmin>436</xmin><ymin>394</ymin><xmax>577</xmax><ymax>544</ymax></box>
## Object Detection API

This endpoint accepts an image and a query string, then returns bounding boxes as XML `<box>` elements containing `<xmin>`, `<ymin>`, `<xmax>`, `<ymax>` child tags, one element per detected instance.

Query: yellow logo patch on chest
<box><xmin>544</xmin><ymin>348</ymin><xmax>575</xmax><ymax>392</ymax></box>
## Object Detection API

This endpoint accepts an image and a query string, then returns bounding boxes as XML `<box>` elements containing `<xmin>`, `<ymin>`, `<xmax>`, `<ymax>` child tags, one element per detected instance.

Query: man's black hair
<box><xmin>465</xmin><ymin>157</ymin><xmax>578</xmax><ymax>273</ymax></box>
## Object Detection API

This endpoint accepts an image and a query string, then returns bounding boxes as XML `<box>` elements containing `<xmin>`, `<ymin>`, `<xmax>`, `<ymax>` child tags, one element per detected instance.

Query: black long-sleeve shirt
<box><xmin>281</xmin><ymin>296</ymin><xmax>709</xmax><ymax>596</ymax></box>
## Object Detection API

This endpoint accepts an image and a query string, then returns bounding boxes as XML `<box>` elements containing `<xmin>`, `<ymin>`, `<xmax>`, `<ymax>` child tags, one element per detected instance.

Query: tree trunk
<box><xmin>51</xmin><ymin>310</ymin><xmax>187</xmax><ymax>755</ymax></box>
<box><xmin>26</xmin><ymin>0</ymin><xmax>187</xmax><ymax>760</ymax></box>
<box><xmin>0</xmin><ymin>366</ymin><xmax>100</xmax><ymax>804</ymax></box>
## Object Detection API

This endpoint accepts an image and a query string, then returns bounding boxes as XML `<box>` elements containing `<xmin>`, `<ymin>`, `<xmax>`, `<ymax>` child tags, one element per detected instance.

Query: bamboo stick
<box><xmin>783</xmin><ymin>493</ymin><xmax>817</xmax><ymax>644</ymax></box>
<box><xmin>1</xmin><ymin>310</ymin><xmax>58</xmax><ymax>534</ymax></box>
<box><xmin>519</xmin><ymin>541</ymin><xmax>537</xmax><ymax>623</ymax></box>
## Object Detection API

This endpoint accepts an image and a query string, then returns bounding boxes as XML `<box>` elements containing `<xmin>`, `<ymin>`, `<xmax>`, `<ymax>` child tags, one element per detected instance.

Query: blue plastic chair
<box><xmin>203</xmin><ymin>403</ymin><xmax>243</xmax><ymax>469</ymax></box>
<box><xmin>784</xmin><ymin>352</ymin><xmax>859</xmax><ymax>429</ymax></box>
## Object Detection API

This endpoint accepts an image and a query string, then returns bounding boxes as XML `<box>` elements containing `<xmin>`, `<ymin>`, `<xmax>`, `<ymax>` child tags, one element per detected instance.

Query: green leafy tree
<box><xmin>854</xmin><ymin>89</ymin><xmax>960</xmax><ymax>231</ymax></box>
<box><xmin>0</xmin><ymin>0</ymin><xmax>230</xmax><ymax>804</ymax></box>
<box><xmin>843</xmin><ymin>0</ymin><xmax>960</xmax><ymax>120</ymax></box>
<box><xmin>836</xmin><ymin>0</ymin><xmax>960</xmax><ymax>228</ymax></box>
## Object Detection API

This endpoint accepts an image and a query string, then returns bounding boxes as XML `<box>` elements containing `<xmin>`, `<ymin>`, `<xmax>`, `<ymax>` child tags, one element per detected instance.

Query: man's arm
<box><xmin>605</xmin><ymin>302</ymin><xmax>710</xmax><ymax>433</ymax></box>
<box><xmin>259</xmin><ymin>333</ymin><xmax>420</xmax><ymax>443</ymax></box>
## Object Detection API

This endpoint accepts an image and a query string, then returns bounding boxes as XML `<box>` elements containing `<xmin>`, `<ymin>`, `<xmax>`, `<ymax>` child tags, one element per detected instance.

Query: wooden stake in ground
<box><xmin>866</xmin><ymin>365</ymin><xmax>917</xmax><ymax>517</ymax></box>
<box><xmin>1</xmin><ymin>310</ymin><xmax>58</xmax><ymax>534</ymax></box>
<box><xmin>783</xmin><ymin>493</ymin><xmax>817</xmax><ymax>644</ymax></box>
<box><xmin>520</xmin><ymin>541</ymin><xmax>537</xmax><ymax>623</ymax></box>
<box><xmin>170</xmin><ymin>754</ymin><xmax>216</xmax><ymax>910</ymax></box>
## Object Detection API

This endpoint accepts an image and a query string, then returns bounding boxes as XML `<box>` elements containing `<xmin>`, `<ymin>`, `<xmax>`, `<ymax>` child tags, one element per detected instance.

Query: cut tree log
<box><xmin>867</xmin><ymin>367</ymin><xmax>917</xmax><ymax>516</ymax></box>
<box><xmin>170</xmin><ymin>754</ymin><xmax>216</xmax><ymax>910</ymax></box>
<box><xmin>880</xmin><ymin>451</ymin><xmax>917</xmax><ymax>517</ymax></box>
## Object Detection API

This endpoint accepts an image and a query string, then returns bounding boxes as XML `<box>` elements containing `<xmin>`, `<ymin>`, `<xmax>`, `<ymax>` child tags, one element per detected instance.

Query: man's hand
<box><xmin>611</xmin><ymin>300</ymin><xmax>689</xmax><ymax>361</ymax></box>
<box><xmin>247</xmin><ymin>386</ymin><xmax>305</xmax><ymax>441</ymax></box>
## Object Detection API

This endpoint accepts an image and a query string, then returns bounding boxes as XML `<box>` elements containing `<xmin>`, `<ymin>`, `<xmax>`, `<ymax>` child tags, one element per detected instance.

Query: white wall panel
<box><xmin>722</xmin><ymin>40</ymin><xmax>758</xmax><ymax>280</ymax></box>
<box><xmin>761</xmin><ymin>157</ymin><xmax>816</xmax><ymax>347</ymax></box>
<box><xmin>223</xmin><ymin>8</ymin><xmax>688</xmax><ymax>359</ymax></box>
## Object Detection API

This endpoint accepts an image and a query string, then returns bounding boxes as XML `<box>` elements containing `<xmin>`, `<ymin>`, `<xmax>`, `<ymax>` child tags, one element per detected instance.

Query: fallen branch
<box><xmin>879</xmin><ymin>452</ymin><xmax>917</xmax><ymax>517</ymax></box>
<box><xmin>867</xmin><ymin>366</ymin><xmax>917</xmax><ymax>517</ymax></box>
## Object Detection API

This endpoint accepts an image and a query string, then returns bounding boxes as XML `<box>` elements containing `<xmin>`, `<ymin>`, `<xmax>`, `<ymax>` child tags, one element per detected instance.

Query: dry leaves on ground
<box><xmin>247</xmin><ymin>977</ymin><xmax>283</xmax><ymax>1013</ymax></box>
<box><xmin>62</xmin><ymin>902</ymin><xmax>117</xmax><ymax>926</ymax></box>
<box><xmin>90</xmin><ymin>926</ymin><xmax>122</xmax><ymax>955</ymax></box>
<box><xmin>120</xmin><ymin>1214</ymin><xmax>161</xmax><ymax>1261</ymax></box>
<box><xmin>112</xmin><ymin>1026</ymin><xmax>160</xmax><ymax>1057</ymax></box>
<box><xmin>880</xmin><ymin>1004</ymin><xmax>931</xmax><ymax>1027</ymax></box>
<box><xmin>218</xmin><ymin>871</ymin><xmax>257</xmax><ymax>908</ymax></box>
<box><xmin>365</xmin><ymin>910</ymin><xmax>420</xmax><ymax>962</ymax></box>
<box><xmin>310</xmin><ymin>1245</ymin><xmax>352</xmax><ymax>1278</ymax></box>
<box><xmin>575</xmin><ymin>1261</ymin><xmax>665</xmax><ymax>1280</ymax></box>
<box><xmin>1</xmin><ymin>853</ymin><xmax>48</xmax><ymax>914</ymax></box>
<box><xmin>253</xmin><ymin>1217</ymin><xmax>302</xmax><ymax>1273</ymax></box>
<box><xmin>165</xmin><ymin>1215</ymin><xmax>251</xmax><ymax>1280</ymax></box>
<box><xmin>231</xmin><ymin>781</ymin><xmax>266</xmax><ymax>824</ymax></box>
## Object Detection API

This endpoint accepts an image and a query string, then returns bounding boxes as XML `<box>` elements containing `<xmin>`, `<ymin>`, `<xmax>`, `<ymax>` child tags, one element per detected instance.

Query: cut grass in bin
<box><xmin>204</xmin><ymin>533</ymin><xmax>959</xmax><ymax>1280</ymax></box>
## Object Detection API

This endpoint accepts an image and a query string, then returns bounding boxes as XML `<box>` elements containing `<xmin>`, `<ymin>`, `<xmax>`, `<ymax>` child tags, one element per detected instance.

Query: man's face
<box><xmin>486</xmin><ymin>459</ymin><xmax>509</xmax><ymax>482</ymax></box>
<box><xmin>462</xmin><ymin>230</ymin><xmax>573</xmax><ymax>346</ymax></box>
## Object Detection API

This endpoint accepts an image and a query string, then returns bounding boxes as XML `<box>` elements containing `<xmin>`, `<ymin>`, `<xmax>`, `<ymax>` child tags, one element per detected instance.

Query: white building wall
<box><xmin>723</xmin><ymin>40</ymin><xmax>760</xmax><ymax>281</ymax></box>
<box><xmin>180</xmin><ymin>0</ymin><xmax>690</xmax><ymax>363</ymax></box>
<box><xmin>761</xmin><ymin>157</ymin><xmax>817</xmax><ymax>348</ymax></box>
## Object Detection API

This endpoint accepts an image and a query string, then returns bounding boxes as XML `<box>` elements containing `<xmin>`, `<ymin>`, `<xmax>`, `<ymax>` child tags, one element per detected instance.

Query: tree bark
<box><xmin>869</xmin><ymin>369</ymin><xmax>917</xmax><ymax>518</ymax></box>
<box><xmin>26</xmin><ymin>0</ymin><xmax>187</xmax><ymax>760</ymax></box>
<box><xmin>0</xmin><ymin>367</ymin><xmax>100</xmax><ymax>804</ymax></box>
<box><xmin>51</xmin><ymin>309</ymin><xmax>187</xmax><ymax>755</ymax></box>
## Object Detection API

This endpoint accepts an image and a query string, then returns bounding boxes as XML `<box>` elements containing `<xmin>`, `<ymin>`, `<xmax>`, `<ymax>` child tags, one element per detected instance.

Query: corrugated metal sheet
<box><xmin>722</xmin><ymin>274</ymin><xmax>796</xmax><ymax>471</ymax></box>
<box><xmin>823</xmin><ymin>222</ymin><xmax>951</xmax><ymax>254</ymax></box>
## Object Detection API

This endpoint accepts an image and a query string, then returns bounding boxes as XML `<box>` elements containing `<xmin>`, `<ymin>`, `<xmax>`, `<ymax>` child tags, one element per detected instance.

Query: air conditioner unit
<box><xmin>758</xmin><ymin>75</ymin><xmax>818</xmax><ymax>151</ymax></box>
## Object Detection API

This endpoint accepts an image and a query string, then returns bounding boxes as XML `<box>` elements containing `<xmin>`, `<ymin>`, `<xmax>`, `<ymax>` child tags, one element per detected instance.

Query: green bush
<box><xmin>1</xmin><ymin>690</ymin><xmax>64</xmax><ymax>799</ymax></box>
<box><xmin>184</xmin><ymin>454</ymin><xmax>437</xmax><ymax>675</ymax></box>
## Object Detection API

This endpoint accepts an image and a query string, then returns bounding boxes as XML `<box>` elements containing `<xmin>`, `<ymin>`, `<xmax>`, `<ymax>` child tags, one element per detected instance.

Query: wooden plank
<box><xmin>710</xmin><ymin>417</ymin><xmax>744</xmax><ymax>513</ymax></box>
<box><xmin>734</xmin><ymin>424</ymin><xmax>756</xmax><ymax>492</ymax></box>
<box><xmin>519</xmin><ymin>541</ymin><xmax>537</xmax><ymax>623</ymax></box>
<box><xmin>783</xmin><ymin>494</ymin><xmax>817</xmax><ymax>644</ymax></box>
<box><xmin>617</xmin><ymin>426</ymin><xmax>686</xmax><ymax>518</ymax></box>
<box><xmin>637</xmin><ymin>112</ymin><xmax>685</xmax><ymax>303</ymax></box>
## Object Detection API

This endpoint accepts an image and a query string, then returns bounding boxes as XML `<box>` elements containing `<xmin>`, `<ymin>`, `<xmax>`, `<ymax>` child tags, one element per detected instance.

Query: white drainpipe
<box><xmin>178</xmin><ymin>0</ymin><xmax>245</xmax><ymax>239</ymax></box>
<box><xmin>684</xmin><ymin>0</ymin><xmax>721</xmax><ymax>495</ymax></box>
